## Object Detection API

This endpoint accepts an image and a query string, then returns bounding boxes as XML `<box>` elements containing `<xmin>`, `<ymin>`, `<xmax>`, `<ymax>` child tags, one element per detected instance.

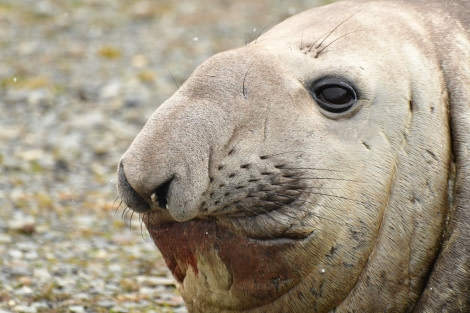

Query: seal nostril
<box><xmin>151</xmin><ymin>177</ymin><xmax>173</xmax><ymax>209</ymax></box>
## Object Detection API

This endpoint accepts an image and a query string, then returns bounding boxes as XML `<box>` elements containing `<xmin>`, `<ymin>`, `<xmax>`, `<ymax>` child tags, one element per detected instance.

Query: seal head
<box><xmin>118</xmin><ymin>0</ymin><xmax>470</xmax><ymax>312</ymax></box>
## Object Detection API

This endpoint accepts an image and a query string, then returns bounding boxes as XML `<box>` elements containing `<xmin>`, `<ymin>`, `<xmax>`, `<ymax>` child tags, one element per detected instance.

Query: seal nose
<box><xmin>117</xmin><ymin>162</ymin><xmax>151</xmax><ymax>213</ymax></box>
<box><xmin>117</xmin><ymin>161</ymin><xmax>175</xmax><ymax>213</ymax></box>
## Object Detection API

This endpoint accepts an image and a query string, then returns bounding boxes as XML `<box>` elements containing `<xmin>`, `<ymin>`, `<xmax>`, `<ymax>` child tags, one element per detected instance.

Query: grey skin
<box><xmin>117</xmin><ymin>0</ymin><xmax>470</xmax><ymax>312</ymax></box>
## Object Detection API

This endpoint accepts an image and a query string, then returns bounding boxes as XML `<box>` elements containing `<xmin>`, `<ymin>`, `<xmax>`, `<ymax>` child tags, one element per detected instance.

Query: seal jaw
<box><xmin>146</xmin><ymin>217</ymin><xmax>308</xmax><ymax>310</ymax></box>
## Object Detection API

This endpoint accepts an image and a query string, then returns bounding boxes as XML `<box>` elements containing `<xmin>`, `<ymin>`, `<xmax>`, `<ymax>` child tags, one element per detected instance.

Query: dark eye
<box><xmin>309</xmin><ymin>78</ymin><xmax>358</xmax><ymax>113</ymax></box>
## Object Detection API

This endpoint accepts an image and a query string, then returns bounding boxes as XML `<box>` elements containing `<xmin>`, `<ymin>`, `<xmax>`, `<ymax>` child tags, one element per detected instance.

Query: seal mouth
<box><xmin>216</xmin><ymin>209</ymin><xmax>316</xmax><ymax>241</ymax></box>
<box><xmin>146</xmin><ymin>216</ymin><xmax>313</xmax><ymax>309</ymax></box>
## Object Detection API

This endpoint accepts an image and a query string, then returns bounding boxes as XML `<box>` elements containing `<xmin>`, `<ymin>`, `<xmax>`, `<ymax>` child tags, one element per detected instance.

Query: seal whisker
<box><xmin>315</xmin><ymin>30</ymin><xmax>367</xmax><ymax>57</ymax></box>
<box><xmin>129</xmin><ymin>211</ymin><xmax>135</xmax><ymax>230</ymax></box>
<box><xmin>165</xmin><ymin>65</ymin><xmax>180</xmax><ymax>90</ymax></box>
<box><xmin>236</xmin><ymin>205</ymin><xmax>280</xmax><ymax>240</ymax></box>
<box><xmin>242</xmin><ymin>65</ymin><xmax>251</xmax><ymax>99</ymax></box>
<box><xmin>251</xmin><ymin>23</ymin><xmax>275</xmax><ymax>45</ymax></box>
<box><xmin>261</xmin><ymin>196</ymin><xmax>352</xmax><ymax>227</ymax></box>
<box><xmin>113</xmin><ymin>200</ymin><xmax>124</xmax><ymax>215</ymax></box>
<box><xmin>140</xmin><ymin>212</ymin><xmax>147</xmax><ymax>240</ymax></box>
<box><xmin>312</xmin><ymin>10</ymin><xmax>362</xmax><ymax>50</ymax></box>
<box><xmin>121</xmin><ymin>206</ymin><xmax>130</xmax><ymax>220</ymax></box>
<box><xmin>259</xmin><ymin>150</ymin><xmax>304</xmax><ymax>159</ymax></box>
<box><xmin>302</xmin><ymin>185</ymin><xmax>343</xmax><ymax>191</ymax></box>
<box><xmin>112</xmin><ymin>196</ymin><xmax>121</xmax><ymax>213</ymax></box>
<box><xmin>281</xmin><ymin>166</ymin><xmax>347</xmax><ymax>172</ymax></box>
<box><xmin>300</xmin><ymin>190</ymin><xmax>367</xmax><ymax>205</ymax></box>
<box><xmin>299</xmin><ymin>176</ymin><xmax>365</xmax><ymax>183</ymax></box>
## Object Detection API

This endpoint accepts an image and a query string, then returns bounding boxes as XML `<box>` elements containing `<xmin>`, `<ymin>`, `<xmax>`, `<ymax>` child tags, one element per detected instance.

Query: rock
<box><xmin>12</xmin><ymin>306</ymin><xmax>36</xmax><ymax>313</ymax></box>
<box><xmin>69</xmin><ymin>306</ymin><xmax>86</xmax><ymax>313</ymax></box>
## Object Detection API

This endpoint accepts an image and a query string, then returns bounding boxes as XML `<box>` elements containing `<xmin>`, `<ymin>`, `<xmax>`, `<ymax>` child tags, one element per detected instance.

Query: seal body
<box><xmin>117</xmin><ymin>0</ymin><xmax>470</xmax><ymax>312</ymax></box>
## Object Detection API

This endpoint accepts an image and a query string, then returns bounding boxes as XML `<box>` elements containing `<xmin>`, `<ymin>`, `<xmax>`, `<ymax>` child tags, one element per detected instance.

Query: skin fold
<box><xmin>117</xmin><ymin>0</ymin><xmax>470</xmax><ymax>312</ymax></box>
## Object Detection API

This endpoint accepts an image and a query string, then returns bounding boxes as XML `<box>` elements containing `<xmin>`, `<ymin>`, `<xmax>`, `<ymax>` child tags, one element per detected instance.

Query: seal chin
<box><xmin>146</xmin><ymin>217</ymin><xmax>311</xmax><ymax>310</ymax></box>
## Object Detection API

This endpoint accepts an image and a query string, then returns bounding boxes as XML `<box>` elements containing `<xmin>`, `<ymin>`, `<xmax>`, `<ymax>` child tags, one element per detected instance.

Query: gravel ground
<box><xmin>0</xmin><ymin>1</ymin><xmax>329</xmax><ymax>312</ymax></box>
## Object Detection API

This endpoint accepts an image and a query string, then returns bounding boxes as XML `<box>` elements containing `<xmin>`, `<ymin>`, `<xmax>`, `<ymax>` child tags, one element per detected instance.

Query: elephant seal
<box><xmin>117</xmin><ymin>0</ymin><xmax>470</xmax><ymax>312</ymax></box>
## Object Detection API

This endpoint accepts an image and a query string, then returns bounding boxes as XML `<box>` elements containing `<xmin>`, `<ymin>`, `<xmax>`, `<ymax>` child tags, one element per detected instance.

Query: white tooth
<box><xmin>166</xmin><ymin>204</ymin><xmax>169</xmax><ymax>210</ymax></box>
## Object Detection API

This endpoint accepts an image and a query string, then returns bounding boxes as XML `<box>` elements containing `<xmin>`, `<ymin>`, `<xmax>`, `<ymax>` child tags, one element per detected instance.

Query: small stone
<box><xmin>33</xmin><ymin>268</ymin><xmax>52</xmax><ymax>281</ymax></box>
<box><xmin>97</xmin><ymin>300</ymin><xmax>115</xmax><ymax>308</ymax></box>
<box><xmin>77</xmin><ymin>83</ymin><xmax>101</xmax><ymax>101</ymax></box>
<box><xmin>131</xmin><ymin>54</ymin><xmax>148</xmax><ymax>68</ymax></box>
<box><xmin>132</xmin><ymin>1</ymin><xmax>155</xmax><ymax>18</ymax></box>
<box><xmin>0</xmin><ymin>233</ymin><xmax>13</xmax><ymax>243</ymax></box>
<box><xmin>7</xmin><ymin>215</ymin><xmax>36</xmax><ymax>234</ymax></box>
<box><xmin>112</xmin><ymin>231</ymin><xmax>135</xmax><ymax>244</ymax></box>
<box><xmin>14</xmin><ymin>286</ymin><xmax>34</xmax><ymax>296</ymax></box>
<box><xmin>27</xmin><ymin>89</ymin><xmax>54</xmax><ymax>107</ymax></box>
<box><xmin>23</xmin><ymin>251</ymin><xmax>39</xmax><ymax>260</ymax></box>
<box><xmin>100</xmin><ymin>81</ymin><xmax>122</xmax><ymax>100</ymax></box>
<box><xmin>8</xmin><ymin>250</ymin><xmax>23</xmax><ymax>259</ymax></box>
<box><xmin>139</xmin><ymin>286</ymin><xmax>156</xmax><ymax>295</ymax></box>
<box><xmin>74</xmin><ymin>293</ymin><xmax>90</xmax><ymax>300</ymax></box>
<box><xmin>17</xmin><ymin>276</ymin><xmax>33</xmax><ymax>286</ymax></box>
<box><xmin>69</xmin><ymin>306</ymin><xmax>86</xmax><ymax>313</ymax></box>
<box><xmin>136</xmin><ymin>276</ymin><xmax>175</xmax><ymax>287</ymax></box>
<box><xmin>108</xmin><ymin>264</ymin><xmax>122</xmax><ymax>273</ymax></box>
<box><xmin>31</xmin><ymin>303</ymin><xmax>49</xmax><ymax>312</ymax></box>
<box><xmin>13</xmin><ymin>306</ymin><xmax>36</xmax><ymax>313</ymax></box>
<box><xmin>110</xmin><ymin>306</ymin><xmax>128</xmax><ymax>313</ymax></box>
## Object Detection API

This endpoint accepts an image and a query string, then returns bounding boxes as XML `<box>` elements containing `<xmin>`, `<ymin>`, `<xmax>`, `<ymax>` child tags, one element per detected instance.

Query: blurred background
<box><xmin>0</xmin><ymin>0</ymin><xmax>332</xmax><ymax>312</ymax></box>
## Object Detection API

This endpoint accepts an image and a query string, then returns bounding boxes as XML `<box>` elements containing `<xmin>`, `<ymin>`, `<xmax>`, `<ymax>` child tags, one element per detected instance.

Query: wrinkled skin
<box><xmin>117</xmin><ymin>0</ymin><xmax>470</xmax><ymax>312</ymax></box>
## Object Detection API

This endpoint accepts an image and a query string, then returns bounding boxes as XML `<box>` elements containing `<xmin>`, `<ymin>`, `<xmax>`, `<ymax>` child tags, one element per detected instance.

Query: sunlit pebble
<box><xmin>193</xmin><ymin>37</ymin><xmax>198</xmax><ymax>41</ymax></box>
<box><xmin>320</xmin><ymin>268</ymin><xmax>326</xmax><ymax>273</ymax></box>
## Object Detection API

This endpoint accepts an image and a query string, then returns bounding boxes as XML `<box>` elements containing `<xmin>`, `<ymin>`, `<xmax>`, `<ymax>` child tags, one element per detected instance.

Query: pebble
<box><xmin>136</xmin><ymin>276</ymin><xmax>176</xmax><ymax>286</ymax></box>
<box><xmin>97</xmin><ymin>300</ymin><xmax>115</xmax><ymax>308</ymax></box>
<box><xmin>8</xmin><ymin>250</ymin><xmax>23</xmax><ymax>259</ymax></box>
<box><xmin>7</xmin><ymin>216</ymin><xmax>36</xmax><ymax>233</ymax></box>
<box><xmin>69</xmin><ymin>306</ymin><xmax>86</xmax><ymax>313</ymax></box>
<box><xmin>33</xmin><ymin>268</ymin><xmax>51</xmax><ymax>281</ymax></box>
<box><xmin>13</xmin><ymin>286</ymin><xmax>34</xmax><ymax>297</ymax></box>
<box><xmin>12</xmin><ymin>306</ymin><xmax>36</xmax><ymax>313</ymax></box>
